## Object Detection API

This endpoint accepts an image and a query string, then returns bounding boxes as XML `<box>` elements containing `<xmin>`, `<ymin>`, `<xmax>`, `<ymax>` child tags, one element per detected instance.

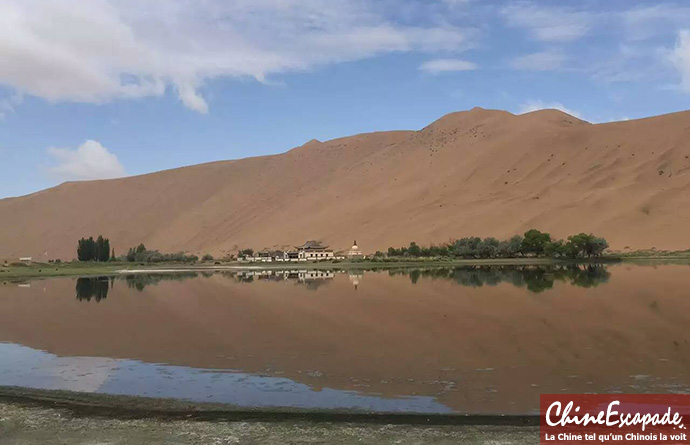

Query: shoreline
<box><xmin>2</xmin><ymin>256</ymin><xmax>690</xmax><ymax>280</ymax></box>
<box><xmin>0</xmin><ymin>386</ymin><xmax>538</xmax><ymax>426</ymax></box>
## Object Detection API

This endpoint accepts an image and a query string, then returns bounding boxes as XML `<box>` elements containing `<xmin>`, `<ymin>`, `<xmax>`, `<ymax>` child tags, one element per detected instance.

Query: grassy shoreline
<box><xmin>2</xmin><ymin>255</ymin><xmax>689</xmax><ymax>280</ymax></box>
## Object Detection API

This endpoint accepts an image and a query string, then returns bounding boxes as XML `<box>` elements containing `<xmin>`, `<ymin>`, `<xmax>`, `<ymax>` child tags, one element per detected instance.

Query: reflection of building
<box><xmin>295</xmin><ymin>241</ymin><xmax>334</xmax><ymax>260</ymax></box>
<box><xmin>298</xmin><ymin>270</ymin><xmax>335</xmax><ymax>282</ymax></box>
<box><xmin>347</xmin><ymin>241</ymin><xmax>364</xmax><ymax>260</ymax></box>
<box><xmin>234</xmin><ymin>269</ymin><xmax>334</xmax><ymax>288</ymax></box>
<box><xmin>349</xmin><ymin>273</ymin><xmax>363</xmax><ymax>290</ymax></box>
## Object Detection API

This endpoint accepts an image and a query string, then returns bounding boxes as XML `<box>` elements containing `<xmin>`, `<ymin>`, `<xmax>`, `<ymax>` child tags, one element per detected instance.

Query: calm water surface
<box><xmin>0</xmin><ymin>264</ymin><xmax>688</xmax><ymax>414</ymax></box>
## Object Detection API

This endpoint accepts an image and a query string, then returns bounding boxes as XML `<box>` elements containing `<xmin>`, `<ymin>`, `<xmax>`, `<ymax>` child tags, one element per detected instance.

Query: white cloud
<box><xmin>623</xmin><ymin>5</ymin><xmax>690</xmax><ymax>41</ymax></box>
<box><xmin>47</xmin><ymin>140</ymin><xmax>126</xmax><ymax>181</ymax></box>
<box><xmin>501</xmin><ymin>3</ymin><xmax>592</xmax><ymax>42</ymax></box>
<box><xmin>0</xmin><ymin>0</ymin><xmax>470</xmax><ymax>113</ymax></box>
<box><xmin>419</xmin><ymin>58</ymin><xmax>477</xmax><ymax>74</ymax></box>
<box><xmin>518</xmin><ymin>100</ymin><xmax>583</xmax><ymax>120</ymax></box>
<box><xmin>0</xmin><ymin>92</ymin><xmax>22</xmax><ymax>120</ymax></box>
<box><xmin>511</xmin><ymin>51</ymin><xmax>566</xmax><ymax>71</ymax></box>
<box><xmin>670</xmin><ymin>30</ymin><xmax>690</xmax><ymax>92</ymax></box>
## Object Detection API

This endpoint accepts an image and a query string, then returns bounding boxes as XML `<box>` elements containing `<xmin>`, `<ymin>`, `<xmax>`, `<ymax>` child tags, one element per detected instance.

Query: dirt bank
<box><xmin>0</xmin><ymin>387</ymin><xmax>538</xmax><ymax>444</ymax></box>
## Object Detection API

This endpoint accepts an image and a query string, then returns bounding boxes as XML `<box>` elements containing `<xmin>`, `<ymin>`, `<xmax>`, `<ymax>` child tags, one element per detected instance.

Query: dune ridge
<box><xmin>2</xmin><ymin>107</ymin><xmax>690</xmax><ymax>259</ymax></box>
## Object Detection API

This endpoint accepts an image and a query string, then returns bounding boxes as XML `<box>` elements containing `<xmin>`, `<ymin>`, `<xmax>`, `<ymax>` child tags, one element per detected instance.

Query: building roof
<box><xmin>295</xmin><ymin>240</ymin><xmax>329</xmax><ymax>250</ymax></box>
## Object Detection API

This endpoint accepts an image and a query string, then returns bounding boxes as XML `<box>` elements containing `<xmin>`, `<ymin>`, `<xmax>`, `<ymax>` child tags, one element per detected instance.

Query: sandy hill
<box><xmin>2</xmin><ymin>107</ymin><xmax>690</xmax><ymax>260</ymax></box>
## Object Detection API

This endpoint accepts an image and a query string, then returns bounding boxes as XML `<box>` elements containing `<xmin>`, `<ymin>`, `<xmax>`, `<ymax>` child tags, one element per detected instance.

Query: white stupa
<box><xmin>348</xmin><ymin>240</ymin><xmax>364</xmax><ymax>259</ymax></box>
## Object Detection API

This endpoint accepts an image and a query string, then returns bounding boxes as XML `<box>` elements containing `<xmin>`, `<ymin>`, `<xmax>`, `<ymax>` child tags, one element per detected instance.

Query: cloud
<box><xmin>670</xmin><ymin>30</ymin><xmax>690</xmax><ymax>91</ymax></box>
<box><xmin>501</xmin><ymin>2</ymin><xmax>592</xmax><ymax>42</ymax></box>
<box><xmin>518</xmin><ymin>100</ymin><xmax>583</xmax><ymax>120</ymax></box>
<box><xmin>622</xmin><ymin>5</ymin><xmax>690</xmax><ymax>41</ymax></box>
<box><xmin>419</xmin><ymin>58</ymin><xmax>477</xmax><ymax>74</ymax></box>
<box><xmin>0</xmin><ymin>0</ymin><xmax>470</xmax><ymax>113</ymax></box>
<box><xmin>47</xmin><ymin>140</ymin><xmax>126</xmax><ymax>181</ymax></box>
<box><xmin>0</xmin><ymin>92</ymin><xmax>22</xmax><ymax>120</ymax></box>
<box><xmin>511</xmin><ymin>51</ymin><xmax>566</xmax><ymax>71</ymax></box>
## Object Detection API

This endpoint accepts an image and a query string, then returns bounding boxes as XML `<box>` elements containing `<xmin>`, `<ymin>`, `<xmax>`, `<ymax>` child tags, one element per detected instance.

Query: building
<box><xmin>347</xmin><ymin>240</ymin><xmax>364</xmax><ymax>260</ymax></box>
<box><xmin>295</xmin><ymin>240</ymin><xmax>334</xmax><ymax>260</ymax></box>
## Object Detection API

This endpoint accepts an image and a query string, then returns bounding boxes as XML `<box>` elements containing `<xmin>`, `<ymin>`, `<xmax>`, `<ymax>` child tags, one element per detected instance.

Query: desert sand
<box><xmin>1</xmin><ymin>107</ymin><xmax>690</xmax><ymax>259</ymax></box>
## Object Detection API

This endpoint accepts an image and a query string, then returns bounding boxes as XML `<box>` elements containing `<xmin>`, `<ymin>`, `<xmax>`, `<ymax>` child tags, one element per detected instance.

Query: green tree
<box><xmin>565</xmin><ymin>233</ymin><xmax>609</xmax><ymax>258</ymax></box>
<box><xmin>407</xmin><ymin>242</ymin><xmax>421</xmax><ymax>257</ymax></box>
<box><xmin>477</xmin><ymin>237</ymin><xmax>500</xmax><ymax>258</ymax></box>
<box><xmin>239</xmin><ymin>248</ymin><xmax>254</xmax><ymax>257</ymax></box>
<box><xmin>544</xmin><ymin>240</ymin><xmax>564</xmax><ymax>258</ymax></box>
<box><xmin>521</xmin><ymin>229</ymin><xmax>552</xmax><ymax>256</ymax></box>
<box><xmin>101</xmin><ymin>238</ymin><xmax>110</xmax><ymax>262</ymax></box>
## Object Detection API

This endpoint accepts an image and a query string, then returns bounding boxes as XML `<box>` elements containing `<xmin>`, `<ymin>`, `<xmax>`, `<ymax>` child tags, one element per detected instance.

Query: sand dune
<box><xmin>1</xmin><ymin>107</ymin><xmax>690</xmax><ymax>259</ymax></box>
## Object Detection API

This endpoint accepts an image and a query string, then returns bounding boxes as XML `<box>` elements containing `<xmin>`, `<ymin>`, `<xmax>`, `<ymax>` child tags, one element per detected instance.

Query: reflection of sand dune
<box><xmin>0</xmin><ymin>265</ymin><xmax>689</xmax><ymax>414</ymax></box>
<box><xmin>3</xmin><ymin>108</ymin><xmax>690</xmax><ymax>260</ymax></box>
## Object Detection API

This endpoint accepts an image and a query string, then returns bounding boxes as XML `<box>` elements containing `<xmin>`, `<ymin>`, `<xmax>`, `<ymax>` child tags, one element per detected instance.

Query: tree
<box><xmin>452</xmin><ymin>237</ymin><xmax>482</xmax><ymax>258</ymax></box>
<box><xmin>521</xmin><ymin>229</ymin><xmax>552</xmax><ymax>256</ymax></box>
<box><xmin>202</xmin><ymin>254</ymin><xmax>214</xmax><ymax>262</ymax></box>
<box><xmin>239</xmin><ymin>248</ymin><xmax>254</xmax><ymax>257</ymax></box>
<box><xmin>102</xmin><ymin>238</ymin><xmax>110</xmax><ymax>262</ymax></box>
<box><xmin>407</xmin><ymin>242</ymin><xmax>421</xmax><ymax>257</ymax></box>
<box><xmin>565</xmin><ymin>233</ymin><xmax>609</xmax><ymax>258</ymax></box>
<box><xmin>477</xmin><ymin>237</ymin><xmax>499</xmax><ymax>258</ymax></box>
<box><xmin>76</xmin><ymin>236</ymin><xmax>111</xmax><ymax>262</ymax></box>
<box><xmin>544</xmin><ymin>240</ymin><xmax>564</xmax><ymax>258</ymax></box>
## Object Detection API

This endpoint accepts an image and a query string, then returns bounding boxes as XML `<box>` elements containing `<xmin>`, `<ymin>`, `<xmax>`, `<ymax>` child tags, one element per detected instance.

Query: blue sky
<box><xmin>1</xmin><ymin>0</ymin><xmax>689</xmax><ymax>198</ymax></box>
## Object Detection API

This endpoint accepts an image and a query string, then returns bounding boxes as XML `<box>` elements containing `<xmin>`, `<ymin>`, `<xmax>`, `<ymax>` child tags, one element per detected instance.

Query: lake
<box><xmin>0</xmin><ymin>264</ymin><xmax>688</xmax><ymax>415</ymax></box>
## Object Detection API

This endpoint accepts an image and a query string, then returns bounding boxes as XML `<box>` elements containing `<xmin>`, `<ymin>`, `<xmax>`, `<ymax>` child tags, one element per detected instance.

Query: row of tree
<box><xmin>76</xmin><ymin>238</ymin><xmax>208</xmax><ymax>263</ymax></box>
<box><xmin>76</xmin><ymin>236</ymin><xmax>112</xmax><ymax>262</ymax></box>
<box><xmin>386</xmin><ymin>230</ymin><xmax>609</xmax><ymax>259</ymax></box>
<box><xmin>122</xmin><ymin>244</ymin><xmax>199</xmax><ymax>263</ymax></box>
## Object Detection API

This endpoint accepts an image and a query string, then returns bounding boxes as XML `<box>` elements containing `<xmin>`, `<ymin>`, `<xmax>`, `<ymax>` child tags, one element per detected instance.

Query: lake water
<box><xmin>0</xmin><ymin>264</ymin><xmax>688</xmax><ymax>414</ymax></box>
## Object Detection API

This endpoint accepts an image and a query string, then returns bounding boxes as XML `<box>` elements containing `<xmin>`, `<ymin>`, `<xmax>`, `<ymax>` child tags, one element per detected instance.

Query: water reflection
<box><xmin>75</xmin><ymin>277</ymin><xmax>111</xmax><ymax>302</ymax></box>
<box><xmin>124</xmin><ymin>272</ymin><xmax>199</xmax><ymax>292</ymax></box>
<box><xmin>388</xmin><ymin>265</ymin><xmax>611</xmax><ymax>293</ymax></box>
<box><xmin>86</xmin><ymin>264</ymin><xmax>612</xmax><ymax>299</ymax></box>
<box><xmin>2</xmin><ymin>263</ymin><xmax>688</xmax><ymax>415</ymax></box>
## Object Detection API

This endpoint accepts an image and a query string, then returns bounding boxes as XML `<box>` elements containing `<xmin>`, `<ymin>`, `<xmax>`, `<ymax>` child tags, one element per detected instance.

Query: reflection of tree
<box><xmin>390</xmin><ymin>265</ymin><xmax>610</xmax><ymax>293</ymax></box>
<box><xmin>124</xmin><ymin>272</ymin><xmax>199</xmax><ymax>292</ymax></box>
<box><xmin>75</xmin><ymin>277</ymin><xmax>109</xmax><ymax>302</ymax></box>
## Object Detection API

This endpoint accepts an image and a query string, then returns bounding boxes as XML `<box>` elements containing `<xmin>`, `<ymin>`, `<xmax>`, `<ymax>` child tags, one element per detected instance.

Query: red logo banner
<box><xmin>540</xmin><ymin>395</ymin><xmax>690</xmax><ymax>444</ymax></box>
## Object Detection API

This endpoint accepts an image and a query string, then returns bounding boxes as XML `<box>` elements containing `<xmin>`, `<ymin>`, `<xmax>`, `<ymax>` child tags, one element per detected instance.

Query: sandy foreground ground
<box><xmin>0</xmin><ymin>402</ymin><xmax>538</xmax><ymax>444</ymax></box>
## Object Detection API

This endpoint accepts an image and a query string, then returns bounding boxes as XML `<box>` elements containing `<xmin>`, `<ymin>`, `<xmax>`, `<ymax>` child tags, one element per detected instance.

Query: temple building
<box><xmin>347</xmin><ymin>240</ymin><xmax>364</xmax><ymax>260</ymax></box>
<box><xmin>295</xmin><ymin>240</ymin><xmax>334</xmax><ymax>260</ymax></box>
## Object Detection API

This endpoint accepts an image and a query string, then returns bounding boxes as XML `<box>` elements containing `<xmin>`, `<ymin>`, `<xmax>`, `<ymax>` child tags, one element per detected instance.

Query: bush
<box><xmin>202</xmin><ymin>254</ymin><xmax>214</xmax><ymax>262</ymax></box>
<box><xmin>386</xmin><ymin>230</ymin><xmax>609</xmax><ymax>260</ymax></box>
<box><xmin>121</xmin><ymin>244</ymin><xmax>199</xmax><ymax>263</ymax></box>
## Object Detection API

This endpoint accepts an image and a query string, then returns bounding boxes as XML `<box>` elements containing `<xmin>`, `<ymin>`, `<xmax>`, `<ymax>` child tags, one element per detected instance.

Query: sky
<box><xmin>1</xmin><ymin>0</ymin><xmax>689</xmax><ymax>198</ymax></box>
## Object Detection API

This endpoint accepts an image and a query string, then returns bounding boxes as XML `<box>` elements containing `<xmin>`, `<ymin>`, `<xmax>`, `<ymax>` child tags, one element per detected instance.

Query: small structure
<box><xmin>295</xmin><ymin>241</ymin><xmax>334</xmax><ymax>261</ymax></box>
<box><xmin>19</xmin><ymin>257</ymin><xmax>32</xmax><ymax>265</ymax></box>
<box><xmin>347</xmin><ymin>241</ymin><xmax>364</xmax><ymax>260</ymax></box>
